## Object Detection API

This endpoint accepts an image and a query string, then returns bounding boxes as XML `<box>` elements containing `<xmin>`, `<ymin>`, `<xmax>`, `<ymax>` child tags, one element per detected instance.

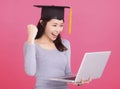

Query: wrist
<box><xmin>27</xmin><ymin>39</ymin><xmax>35</xmax><ymax>44</ymax></box>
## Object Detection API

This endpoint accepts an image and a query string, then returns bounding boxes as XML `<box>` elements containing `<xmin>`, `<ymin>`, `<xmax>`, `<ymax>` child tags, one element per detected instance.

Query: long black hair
<box><xmin>35</xmin><ymin>19</ymin><xmax>67</xmax><ymax>52</ymax></box>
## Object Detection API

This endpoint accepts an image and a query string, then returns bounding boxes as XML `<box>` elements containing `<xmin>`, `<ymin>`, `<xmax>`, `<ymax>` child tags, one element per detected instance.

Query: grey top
<box><xmin>24</xmin><ymin>39</ymin><xmax>71</xmax><ymax>89</ymax></box>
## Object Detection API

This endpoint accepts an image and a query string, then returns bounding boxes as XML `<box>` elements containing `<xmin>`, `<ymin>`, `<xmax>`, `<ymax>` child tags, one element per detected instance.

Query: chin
<box><xmin>49</xmin><ymin>36</ymin><xmax>57</xmax><ymax>41</ymax></box>
<box><xmin>48</xmin><ymin>34</ymin><xmax>58</xmax><ymax>42</ymax></box>
<box><xmin>51</xmin><ymin>38</ymin><xmax>57</xmax><ymax>41</ymax></box>
<box><xmin>48</xmin><ymin>37</ymin><xmax>56</xmax><ymax>42</ymax></box>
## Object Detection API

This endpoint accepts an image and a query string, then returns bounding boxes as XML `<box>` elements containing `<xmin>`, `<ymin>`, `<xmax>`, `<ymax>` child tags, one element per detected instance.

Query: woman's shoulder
<box><xmin>62</xmin><ymin>39</ymin><xmax>70</xmax><ymax>46</ymax></box>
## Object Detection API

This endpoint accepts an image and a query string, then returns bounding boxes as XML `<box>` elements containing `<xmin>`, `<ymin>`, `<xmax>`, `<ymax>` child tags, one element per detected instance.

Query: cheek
<box><xmin>45</xmin><ymin>26</ymin><xmax>53</xmax><ymax>34</ymax></box>
<box><xmin>60</xmin><ymin>27</ymin><xmax>63</xmax><ymax>32</ymax></box>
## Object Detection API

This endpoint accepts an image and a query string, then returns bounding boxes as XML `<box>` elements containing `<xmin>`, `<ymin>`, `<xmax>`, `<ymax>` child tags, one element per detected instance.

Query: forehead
<box><xmin>49</xmin><ymin>19</ymin><xmax>64</xmax><ymax>24</ymax></box>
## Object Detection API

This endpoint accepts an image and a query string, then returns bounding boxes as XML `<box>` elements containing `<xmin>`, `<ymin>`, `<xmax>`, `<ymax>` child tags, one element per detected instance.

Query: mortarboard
<box><xmin>34</xmin><ymin>5</ymin><xmax>72</xmax><ymax>34</ymax></box>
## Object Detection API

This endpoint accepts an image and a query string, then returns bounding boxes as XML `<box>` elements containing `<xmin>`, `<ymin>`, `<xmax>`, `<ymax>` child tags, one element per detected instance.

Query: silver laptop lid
<box><xmin>75</xmin><ymin>51</ymin><xmax>111</xmax><ymax>82</ymax></box>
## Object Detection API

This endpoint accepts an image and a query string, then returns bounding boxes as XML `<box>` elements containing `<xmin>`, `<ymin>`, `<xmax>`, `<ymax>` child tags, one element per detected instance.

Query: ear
<box><xmin>40</xmin><ymin>20</ymin><xmax>43</xmax><ymax>24</ymax></box>
<box><xmin>39</xmin><ymin>20</ymin><xmax>44</xmax><ymax>26</ymax></box>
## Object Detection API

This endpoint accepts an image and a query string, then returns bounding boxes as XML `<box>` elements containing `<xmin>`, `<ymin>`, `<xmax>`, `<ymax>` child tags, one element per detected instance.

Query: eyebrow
<box><xmin>52</xmin><ymin>22</ymin><xmax>64</xmax><ymax>24</ymax></box>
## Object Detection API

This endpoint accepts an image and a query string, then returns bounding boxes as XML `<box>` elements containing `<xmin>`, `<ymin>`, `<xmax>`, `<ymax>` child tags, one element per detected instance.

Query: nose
<box><xmin>56</xmin><ymin>26</ymin><xmax>63</xmax><ymax>33</ymax></box>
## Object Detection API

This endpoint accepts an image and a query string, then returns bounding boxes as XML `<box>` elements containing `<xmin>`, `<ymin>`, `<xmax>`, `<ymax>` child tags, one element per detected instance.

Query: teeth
<box><xmin>52</xmin><ymin>33</ymin><xmax>57</xmax><ymax>36</ymax></box>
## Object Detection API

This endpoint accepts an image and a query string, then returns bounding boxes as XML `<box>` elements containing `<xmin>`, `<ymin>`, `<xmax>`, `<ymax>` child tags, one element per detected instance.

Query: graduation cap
<box><xmin>34</xmin><ymin>5</ymin><xmax>72</xmax><ymax>34</ymax></box>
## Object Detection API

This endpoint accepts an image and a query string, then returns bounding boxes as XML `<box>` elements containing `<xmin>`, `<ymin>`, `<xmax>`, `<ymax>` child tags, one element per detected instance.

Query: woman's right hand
<box><xmin>27</xmin><ymin>24</ymin><xmax>38</xmax><ymax>44</ymax></box>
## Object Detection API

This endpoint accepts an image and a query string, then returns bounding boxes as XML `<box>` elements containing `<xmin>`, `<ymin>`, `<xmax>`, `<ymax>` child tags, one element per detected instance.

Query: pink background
<box><xmin>0</xmin><ymin>0</ymin><xmax>120</xmax><ymax>89</ymax></box>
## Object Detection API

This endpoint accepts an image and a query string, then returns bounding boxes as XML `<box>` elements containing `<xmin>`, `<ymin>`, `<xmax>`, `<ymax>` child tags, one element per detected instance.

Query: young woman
<box><xmin>24</xmin><ymin>5</ymin><xmax>91</xmax><ymax>89</ymax></box>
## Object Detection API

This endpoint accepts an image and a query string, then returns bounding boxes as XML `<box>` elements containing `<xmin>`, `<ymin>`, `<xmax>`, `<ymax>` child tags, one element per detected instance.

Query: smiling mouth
<box><xmin>51</xmin><ymin>33</ymin><xmax>58</xmax><ymax>37</ymax></box>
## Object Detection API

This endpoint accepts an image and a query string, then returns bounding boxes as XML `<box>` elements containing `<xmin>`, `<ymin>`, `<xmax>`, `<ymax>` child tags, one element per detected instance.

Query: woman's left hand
<box><xmin>73</xmin><ymin>77</ymin><xmax>92</xmax><ymax>86</ymax></box>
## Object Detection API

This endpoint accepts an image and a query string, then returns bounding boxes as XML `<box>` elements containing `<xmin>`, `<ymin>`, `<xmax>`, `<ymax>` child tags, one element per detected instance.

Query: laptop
<box><xmin>50</xmin><ymin>51</ymin><xmax>111</xmax><ymax>83</ymax></box>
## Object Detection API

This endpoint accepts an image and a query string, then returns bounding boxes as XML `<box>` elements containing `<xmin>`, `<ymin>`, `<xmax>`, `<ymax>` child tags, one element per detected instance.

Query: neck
<box><xmin>36</xmin><ymin>34</ymin><xmax>56</xmax><ymax>50</ymax></box>
<box><xmin>38</xmin><ymin>34</ymin><xmax>54</xmax><ymax>44</ymax></box>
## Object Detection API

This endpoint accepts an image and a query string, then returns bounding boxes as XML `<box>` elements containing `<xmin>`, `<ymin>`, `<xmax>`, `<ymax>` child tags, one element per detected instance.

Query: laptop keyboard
<box><xmin>63</xmin><ymin>76</ymin><xmax>76</xmax><ymax>80</ymax></box>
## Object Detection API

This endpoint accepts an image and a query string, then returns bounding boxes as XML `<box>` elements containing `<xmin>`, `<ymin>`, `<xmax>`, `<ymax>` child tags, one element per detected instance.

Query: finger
<box><xmin>27</xmin><ymin>24</ymin><xmax>33</xmax><ymax>30</ymax></box>
<box><xmin>87</xmin><ymin>76</ymin><xmax>92</xmax><ymax>82</ymax></box>
<box><xmin>75</xmin><ymin>82</ymin><xmax>82</xmax><ymax>86</ymax></box>
<box><xmin>89</xmin><ymin>77</ymin><xmax>92</xmax><ymax>82</ymax></box>
<box><xmin>80</xmin><ymin>78</ymin><xmax>84</xmax><ymax>84</ymax></box>
<box><xmin>77</xmin><ymin>83</ymin><xmax>81</xmax><ymax>86</ymax></box>
<box><xmin>83</xmin><ymin>77</ymin><xmax>92</xmax><ymax>84</ymax></box>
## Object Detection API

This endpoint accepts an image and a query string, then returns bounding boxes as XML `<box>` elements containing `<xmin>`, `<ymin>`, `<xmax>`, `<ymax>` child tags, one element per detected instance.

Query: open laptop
<box><xmin>50</xmin><ymin>51</ymin><xmax>111</xmax><ymax>83</ymax></box>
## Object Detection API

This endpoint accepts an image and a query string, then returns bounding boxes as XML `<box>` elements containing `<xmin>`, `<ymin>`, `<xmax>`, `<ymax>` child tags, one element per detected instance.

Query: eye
<box><xmin>52</xmin><ymin>25</ymin><xmax>57</xmax><ymax>27</ymax></box>
<box><xmin>60</xmin><ymin>24</ymin><xmax>64</xmax><ymax>27</ymax></box>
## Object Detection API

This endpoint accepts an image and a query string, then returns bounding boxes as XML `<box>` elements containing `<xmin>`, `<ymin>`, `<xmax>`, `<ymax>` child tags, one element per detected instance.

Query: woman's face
<box><xmin>44</xmin><ymin>19</ymin><xmax>64</xmax><ymax>41</ymax></box>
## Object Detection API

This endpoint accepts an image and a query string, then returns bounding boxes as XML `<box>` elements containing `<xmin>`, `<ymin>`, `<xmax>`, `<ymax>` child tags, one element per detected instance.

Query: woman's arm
<box><xmin>24</xmin><ymin>24</ymin><xmax>38</xmax><ymax>76</ymax></box>
<box><xmin>62</xmin><ymin>39</ymin><xmax>72</xmax><ymax>76</ymax></box>
<box><xmin>63</xmin><ymin>39</ymin><xmax>92</xmax><ymax>86</ymax></box>
<box><xmin>24</xmin><ymin>42</ymin><xmax>36</xmax><ymax>76</ymax></box>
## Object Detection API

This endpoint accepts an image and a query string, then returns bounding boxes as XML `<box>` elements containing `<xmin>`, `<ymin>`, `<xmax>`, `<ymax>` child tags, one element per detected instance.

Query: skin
<box><xmin>27</xmin><ymin>19</ymin><xmax>92</xmax><ymax>86</ymax></box>
<box><xmin>27</xmin><ymin>19</ymin><xmax>63</xmax><ymax>50</ymax></box>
